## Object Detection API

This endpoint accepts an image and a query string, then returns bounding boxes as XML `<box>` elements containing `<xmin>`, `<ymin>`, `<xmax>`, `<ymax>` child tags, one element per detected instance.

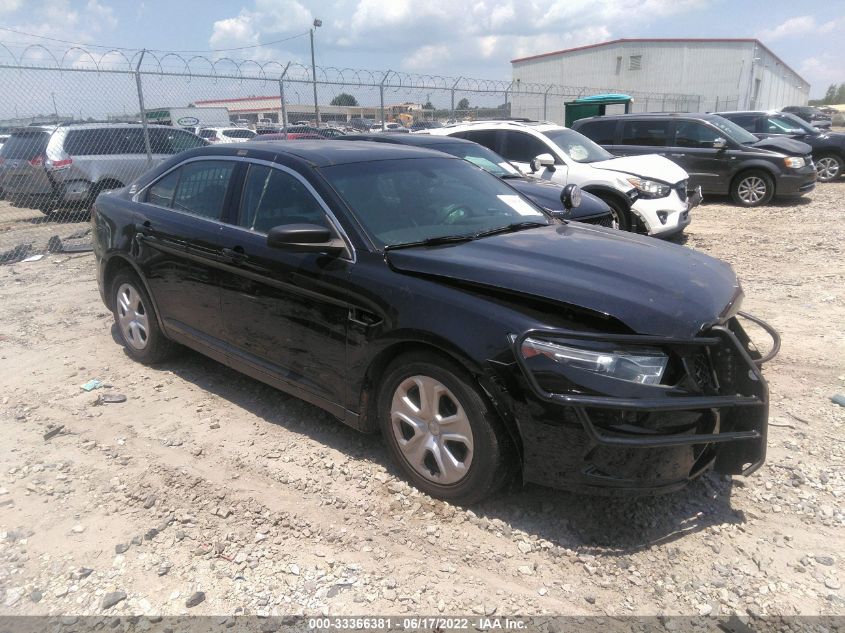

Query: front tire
<box><xmin>377</xmin><ymin>352</ymin><xmax>513</xmax><ymax>504</ymax></box>
<box><xmin>731</xmin><ymin>170</ymin><xmax>774</xmax><ymax>207</ymax></box>
<box><xmin>598</xmin><ymin>196</ymin><xmax>632</xmax><ymax>232</ymax></box>
<box><xmin>111</xmin><ymin>271</ymin><xmax>175</xmax><ymax>364</ymax></box>
<box><xmin>815</xmin><ymin>153</ymin><xmax>843</xmax><ymax>182</ymax></box>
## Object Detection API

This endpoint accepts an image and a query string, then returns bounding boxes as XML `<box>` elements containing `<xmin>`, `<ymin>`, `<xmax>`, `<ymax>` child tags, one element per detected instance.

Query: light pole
<box><xmin>310</xmin><ymin>18</ymin><xmax>322</xmax><ymax>126</ymax></box>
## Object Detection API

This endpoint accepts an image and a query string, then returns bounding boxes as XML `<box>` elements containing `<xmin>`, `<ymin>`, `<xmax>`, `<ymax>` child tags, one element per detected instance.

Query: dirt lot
<box><xmin>0</xmin><ymin>183</ymin><xmax>843</xmax><ymax>620</ymax></box>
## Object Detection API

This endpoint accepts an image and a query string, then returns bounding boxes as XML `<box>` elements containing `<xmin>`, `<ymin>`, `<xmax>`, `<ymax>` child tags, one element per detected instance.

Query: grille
<box><xmin>691</xmin><ymin>352</ymin><xmax>717</xmax><ymax>393</ymax></box>
<box><xmin>587</xmin><ymin>215</ymin><xmax>616</xmax><ymax>228</ymax></box>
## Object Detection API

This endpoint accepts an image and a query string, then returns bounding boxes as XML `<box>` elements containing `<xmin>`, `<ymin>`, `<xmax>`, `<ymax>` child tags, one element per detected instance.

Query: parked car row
<box><xmin>0</xmin><ymin>123</ymin><xmax>207</xmax><ymax>214</ymax></box>
<box><xmin>92</xmin><ymin>137</ymin><xmax>779</xmax><ymax>503</ymax></box>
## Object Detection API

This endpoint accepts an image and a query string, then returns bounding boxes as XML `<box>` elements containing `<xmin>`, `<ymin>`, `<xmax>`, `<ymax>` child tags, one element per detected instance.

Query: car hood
<box><xmin>751</xmin><ymin>136</ymin><xmax>813</xmax><ymax>155</ymax></box>
<box><xmin>506</xmin><ymin>177</ymin><xmax>611</xmax><ymax>218</ymax></box>
<box><xmin>589</xmin><ymin>154</ymin><xmax>689</xmax><ymax>185</ymax></box>
<box><xmin>386</xmin><ymin>224</ymin><xmax>741</xmax><ymax>338</ymax></box>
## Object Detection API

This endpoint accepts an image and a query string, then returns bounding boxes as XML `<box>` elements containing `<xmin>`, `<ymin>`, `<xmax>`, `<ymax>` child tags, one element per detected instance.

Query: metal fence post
<box><xmin>279</xmin><ymin>62</ymin><xmax>291</xmax><ymax>139</ymax></box>
<box><xmin>503</xmin><ymin>81</ymin><xmax>512</xmax><ymax>119</ymax></box>
<box><xmin>451</xmin><ymin>77</ymin><xmax>462</xmax><ymax>121</ymax></box>
<box><xmin>543</xmin><ymin>86</ymin><xmax>553</xmax><ymax>121</ymax></box>
<box><xmin>379</xmin><ymin>70</ymin><xmax>392</xmax><ymax>131</ymax></box>
<box><xmin>134</xmin><ymin>49</ymin><xmax>152</xmax><ymax>165</ymax></box>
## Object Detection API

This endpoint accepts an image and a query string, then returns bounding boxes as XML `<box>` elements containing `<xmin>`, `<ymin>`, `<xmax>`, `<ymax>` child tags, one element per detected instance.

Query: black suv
<box><xmin>719</xmin><ymin>111</ymin><xmax>845</xmax><ymax>182</ymax></box>
<box><xmin>782</xmin><ymin>106</ymin><xmax>832</xmax><ymax>130</ymax></box>
<box><xmin>572</xmin><ymin>113</ymin><xmax>816</xmax><ymax>207</ymax></box>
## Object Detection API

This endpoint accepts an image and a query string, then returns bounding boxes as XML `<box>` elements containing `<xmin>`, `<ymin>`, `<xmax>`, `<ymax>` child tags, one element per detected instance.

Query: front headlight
<box><xmin>784</xmin><ymin>156</ymin><xmax>806</xmax><ymax>169</ymax></box>
<box><xmin>626</xmin><ymin>176</ymin><xmax>671</xmax><ymax>199</ymax></box>
<box><xmin>521</xmin><ymin>338</ymin><xmax>668</xmax><ymax>385</ymax></box>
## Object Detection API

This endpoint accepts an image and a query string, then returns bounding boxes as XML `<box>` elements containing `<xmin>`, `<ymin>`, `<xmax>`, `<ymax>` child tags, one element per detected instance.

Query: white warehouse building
<box><xmin>510</xmin><ymin>38</ymin><xmax>810</xmax><ymax>123</ymax></box>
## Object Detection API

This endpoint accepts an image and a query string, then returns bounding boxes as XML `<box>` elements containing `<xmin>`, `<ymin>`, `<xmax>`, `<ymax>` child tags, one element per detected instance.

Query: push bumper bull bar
<box><xmin>511</xmin><ymin>312</ymin><xmax>780</xmax><ymax>452</ymax></box>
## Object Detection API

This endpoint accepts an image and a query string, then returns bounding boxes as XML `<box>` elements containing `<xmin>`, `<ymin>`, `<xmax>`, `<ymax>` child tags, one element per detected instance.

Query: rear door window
<box><xmin>1</xmin><ymin>132</ymin><xmax>50</xmax><ymax>159</ymax></box>
<box><xmin>172</xmin><ymin>161</ymin><xmax>236</xmax><ymax>219</ymax></box>
<box><xmin>145</xmin><ymin>160</ymin><xmax>236</xmax><ymax>220</ymax></box>
<box><xmin>577</xmin><ymin>119</ymin><xmax>617</xmax><ymax>145</ymax></box>
<box><xmin>619</xmin><ymin>120</ymin><xmax>671</xmax><ymax>146</ymax></box>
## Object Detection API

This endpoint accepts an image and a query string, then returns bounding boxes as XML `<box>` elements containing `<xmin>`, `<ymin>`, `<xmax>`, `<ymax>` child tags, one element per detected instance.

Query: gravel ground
<box><xmin>0</xmin><ymin>182</ymin><xmax>843</xmax><ymax>620</ymax></box>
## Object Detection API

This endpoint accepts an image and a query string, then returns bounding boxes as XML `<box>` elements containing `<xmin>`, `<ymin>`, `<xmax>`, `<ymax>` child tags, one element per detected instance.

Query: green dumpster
<box><xmin>565</xmin><ymin>94</ymin><xmax>632</xmax><ymax>127</ymax></box>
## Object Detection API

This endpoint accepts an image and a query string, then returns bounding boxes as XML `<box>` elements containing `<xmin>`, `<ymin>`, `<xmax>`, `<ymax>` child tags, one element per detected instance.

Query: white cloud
<box><xmin>758</xmin><ymin>15</ymin><xmax>817</xmax><ymax>41</ymax></box>
<box><xmin>402</xmin><ymin>44</ymin><xmax>450</xmax><ymax>70</ymax></box>
<box><xmin>0</xmin><ymin>0</ymin><xmax>22</xmax><ymax>13</ymax></box>
<box><xmin>799</xmin><ymin>55</ymin><xmax>843</xmax><ymax>92</ymax></box>
<box><xmin>205</xmin><ymin>0</ymin><xmax>714</xmax><ymax>77</ymax></box>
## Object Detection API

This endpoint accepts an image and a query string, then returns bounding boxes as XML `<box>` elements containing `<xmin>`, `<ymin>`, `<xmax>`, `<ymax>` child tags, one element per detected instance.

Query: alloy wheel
<box><xmin>816</xmin><ymin>157</ymin><xmax>841</xmax><ymax>182</ymax></box>
<box><xmin>390</xmin><ymin>375</ymin><xmax>474</xmax><ymax>485</ymax></box>
<box><xmin>737</xmin><ymin>176</ymin><xmax>767</xmax><ymax>205</ymax></box>
<box><xmin>116</xmin><ymin>283</ymin><xmax>150</xmax><ymax>350</ymax></box>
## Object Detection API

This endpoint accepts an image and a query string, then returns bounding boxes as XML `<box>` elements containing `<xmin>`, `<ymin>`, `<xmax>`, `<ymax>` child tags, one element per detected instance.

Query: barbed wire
<box><xmin>0</xmin><ymin>41</ymin><xmax>702</xmax><ymax>101</ymax></box>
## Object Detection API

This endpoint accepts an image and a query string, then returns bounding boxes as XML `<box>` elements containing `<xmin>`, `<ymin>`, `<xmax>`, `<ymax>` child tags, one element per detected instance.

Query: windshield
<box><xmin>322</xmin><ymin>157</ymin><xmax>549</xmax><ymax>248</ymax></box>
<box><xmin>542</xmin><ymin>128</ymin><xmax>614</xmax><ymax>163</ymax></box>
<box><xmin>770</xmin><ymin>113</ymin><xmax>817</xmax><ymax>134</ymax></box>
<box><xmin>431</xmin><ymin>142</ymin><xmax>520</xmax><ymax>177</ymax></box>
<box><xmin>1</xmin><ymin>131</ymin><xmax>50</xmax><ymax>159</ymax></box>
<box><xmin>708</xmin><ymin>116</ymin><xmax>760</xmax><ymax>144</ymax></box>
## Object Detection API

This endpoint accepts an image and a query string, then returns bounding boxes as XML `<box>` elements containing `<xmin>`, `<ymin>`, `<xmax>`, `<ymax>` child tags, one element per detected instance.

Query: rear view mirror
<box><xmin>713</xmin><ymin>137</ymin><xmax>727</xmax><ymax>150</ymax></box>
<box><xmin>266</xmin><ymin>223</ymin><xmax>346</xmax><ymax>255</ymax></box>
<box><xmin>530</xmin><ymin>153</ymin><xmax>556</xmax><ymax>173</ymax></box>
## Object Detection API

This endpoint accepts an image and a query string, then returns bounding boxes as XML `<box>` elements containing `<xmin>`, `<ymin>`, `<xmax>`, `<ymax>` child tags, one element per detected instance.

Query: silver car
<box><xmin>0</xmin><ymin>123</ymin><xmax>206</xmax><ymax>214</ymax></box>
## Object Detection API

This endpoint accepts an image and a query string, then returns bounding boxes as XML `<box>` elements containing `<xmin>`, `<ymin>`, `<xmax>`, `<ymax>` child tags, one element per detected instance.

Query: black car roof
<box><xmin>578</xmin><ymin>112</ymin><xmax>729</xmax><ymax>122</ymax></box>
<box><xmin>191</xmin><ymin>139</ymin><xmax>452</xmax><ymax>167</ymax></box>
<box><xmin>336</xmin><ymin>134</ymin><xmax>475</xmax><ymax>147</ymax></box>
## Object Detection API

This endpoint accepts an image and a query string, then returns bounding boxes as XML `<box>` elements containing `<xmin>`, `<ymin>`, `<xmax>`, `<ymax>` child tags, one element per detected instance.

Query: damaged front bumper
<box><xmin>504</xmin><ymin>313</ymin><xmax>780</xmax><ymax>494</ymax></box>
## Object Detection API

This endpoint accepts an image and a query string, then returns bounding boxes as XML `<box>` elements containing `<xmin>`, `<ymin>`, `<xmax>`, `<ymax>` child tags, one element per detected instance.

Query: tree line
<box><xmin>810</xmin><ymin>83</ymin><xmax>845</xmax><ymax>106</ymax></box>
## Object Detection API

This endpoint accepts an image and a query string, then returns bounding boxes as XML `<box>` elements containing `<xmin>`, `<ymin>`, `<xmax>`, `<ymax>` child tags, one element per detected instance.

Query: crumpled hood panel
<box><xmin>590</xmin><ymin>154</ymin><xmax>689</xmax><ymax>185</ymax></box>
<box><xmin>386</xmin><ymin>224</ymin><xmax>741</xmax><ymax>338</ymax></box>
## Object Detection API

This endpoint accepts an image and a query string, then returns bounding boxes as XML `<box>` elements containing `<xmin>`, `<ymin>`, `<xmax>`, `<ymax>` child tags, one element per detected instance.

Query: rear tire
<box><xmin>815</xmin><ymin>153</ymin><xmax>843</xmax><ymax>182</ymax></box>
<box><xmin>377</xmin><ymin>351</ymin><xmax>513</xmax><ymax>504</ymax></box>
<box><xmin>731</xmin><ymin>170</ymin><xmax>774</xmax><ymax>207</ymax></box>
<box><xmin>111</xmin><ymin>270</ymin><xmax>175</xmax><ymax>365</ymax></box>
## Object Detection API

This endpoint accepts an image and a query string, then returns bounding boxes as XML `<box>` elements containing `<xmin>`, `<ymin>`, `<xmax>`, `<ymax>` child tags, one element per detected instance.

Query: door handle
<box><xmin>221</xmin><ymin>246</ymin><xmax>246</xmax><ymax>262</ymax></box>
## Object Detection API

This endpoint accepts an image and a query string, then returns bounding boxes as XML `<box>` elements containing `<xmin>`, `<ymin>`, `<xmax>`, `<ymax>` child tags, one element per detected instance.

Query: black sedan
<box><xmin>339</xmin><ymin>133</ymin><xmax>618</xmax><ymax>229</ymax></box>
<box><xmin>719</xmin><ymin>111</ymin><xmax>845</xmax><ymax>182</ymax></box>
<box><xmin>92</xmin><ymin>140</ymin><xmax>778</xmax><ymax>503</ymax></box>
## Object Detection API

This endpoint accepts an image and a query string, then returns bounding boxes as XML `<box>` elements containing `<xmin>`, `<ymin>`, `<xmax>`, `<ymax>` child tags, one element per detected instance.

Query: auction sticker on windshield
<box><xmin>498</xmin><ymin>195</ymin><xmax>537</xmax><ymax>216</ymax></box>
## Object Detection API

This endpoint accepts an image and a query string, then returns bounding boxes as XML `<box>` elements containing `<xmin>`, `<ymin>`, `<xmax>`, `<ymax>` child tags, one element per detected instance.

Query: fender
<box><xmin>100</xmin><ymin>251</ymin><xmax>168</xmax><ymax>335</ymax></box>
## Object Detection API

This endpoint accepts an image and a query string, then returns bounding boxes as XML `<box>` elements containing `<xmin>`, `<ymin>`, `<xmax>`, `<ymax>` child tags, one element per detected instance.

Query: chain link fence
<box><xmin>0</xmin><ymin>43</ymin><xmax>711</xmax><ymax>259</ymax></box>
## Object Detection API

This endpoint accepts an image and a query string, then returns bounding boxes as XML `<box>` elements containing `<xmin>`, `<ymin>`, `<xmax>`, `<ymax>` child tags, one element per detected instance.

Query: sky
<box><xmin>0</xmin><ymin>0</ymin><xmax>843</xmax><ymax>98</ymax></box>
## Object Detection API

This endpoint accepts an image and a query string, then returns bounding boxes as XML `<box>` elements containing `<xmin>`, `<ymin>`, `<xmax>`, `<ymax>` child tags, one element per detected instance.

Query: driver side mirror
<box><xmin>713</xmin><ymin>137</ymin><xmax>727</xmax><ymax>150</ymax></box>
<box><xmin>266</xmin><ymin>223</ymin><xmax>346</xmax><ymax>256</ymax></box>
<box><xmin>530</xmin><ymin>153</ymin><xmax>556</xmax><ymax>173</ymax></box>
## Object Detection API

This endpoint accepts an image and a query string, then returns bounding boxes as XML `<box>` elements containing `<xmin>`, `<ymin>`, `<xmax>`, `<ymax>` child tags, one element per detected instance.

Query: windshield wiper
<box><xmin>472</xmin><ymin>221</ymin><xmax>549</xmax><ymax>239</ymax></box>
<box><xmin>384</xmin><ymin>233</ymin><xmax>476</xmax><ymax>251</ymax></box>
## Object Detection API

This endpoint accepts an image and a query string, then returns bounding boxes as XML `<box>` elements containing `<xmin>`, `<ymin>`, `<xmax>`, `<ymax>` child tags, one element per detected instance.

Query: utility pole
<box><xmin>51</xmin><ymin>92</ymin><xmax>58</xmax><ymax>120</ymax></box>
<box><xmin>310</xmin><ymin>18</ymin><xmax>322</xmax><ymax>126</ymax></box>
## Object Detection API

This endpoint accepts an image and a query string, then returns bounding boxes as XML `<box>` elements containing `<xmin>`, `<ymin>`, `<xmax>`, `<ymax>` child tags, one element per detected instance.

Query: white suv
<box><xmin>429</xmin><ymin>120</ymin><xmax>699</xmax><ymax>237</ymax></box>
